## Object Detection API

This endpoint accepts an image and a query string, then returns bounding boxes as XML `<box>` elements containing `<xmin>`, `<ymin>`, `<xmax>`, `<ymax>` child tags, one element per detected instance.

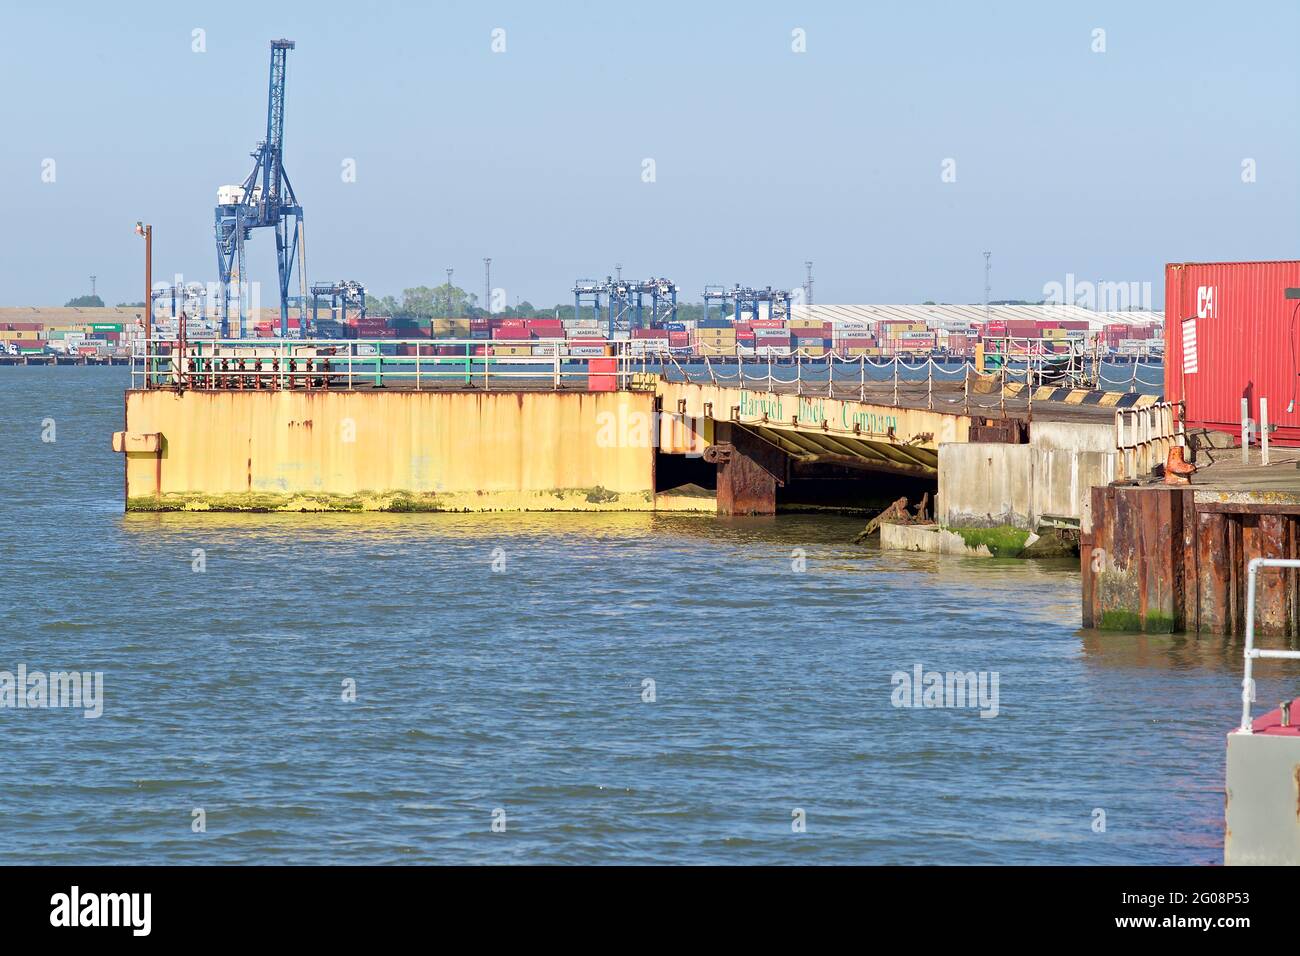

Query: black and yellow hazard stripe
<box><xmin>1002</xmin><ymin>383</ymin><xmax>1159</xmax><ymax>408</ymax></box>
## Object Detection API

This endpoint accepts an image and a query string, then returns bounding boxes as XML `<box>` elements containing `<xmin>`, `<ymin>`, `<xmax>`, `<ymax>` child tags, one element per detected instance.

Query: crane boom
<box><xmin>214</xmin><ymin>39</ymin><xmax>305</xmax><ymax>337</ymax></box>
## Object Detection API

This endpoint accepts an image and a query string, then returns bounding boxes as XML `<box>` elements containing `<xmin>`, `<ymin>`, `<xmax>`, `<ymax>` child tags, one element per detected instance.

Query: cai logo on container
<box><xmin>1196</xmin><ymin>285</ymin><xmax>1217</xmax><ymax>319</ymax></box>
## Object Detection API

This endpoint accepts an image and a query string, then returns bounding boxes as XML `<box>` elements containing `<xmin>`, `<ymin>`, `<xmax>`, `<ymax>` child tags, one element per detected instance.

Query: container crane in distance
<box><xmin>214</xmin><ymin>39</ymin><xmax>307</xmax><ymax>338</ymax></box>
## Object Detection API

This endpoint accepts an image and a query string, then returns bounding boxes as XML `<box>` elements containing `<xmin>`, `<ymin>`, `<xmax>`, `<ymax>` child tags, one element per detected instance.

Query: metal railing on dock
<box><xmin>1239</xmin><ymin>557</ymin><xmax>1300</xmax><ymax>733</ymax></box>
<box><xmin>131</xmin><ymin>337</ymin><xmax>1165</xmax><ymax>408</ymax></box>
<box><xmin>1115</xmin><ymin>401</ymin><xmax>1184</xmax><ymax>478</ymax></box>
<box><xmin>130</xmin><ymin>338</ymin><xmax>634</xmax><ymax>392</ymax></box>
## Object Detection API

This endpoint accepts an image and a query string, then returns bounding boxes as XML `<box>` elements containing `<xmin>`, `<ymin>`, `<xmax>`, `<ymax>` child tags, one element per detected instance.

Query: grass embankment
<box><xmin>953</xmin><ymin>526</ymin><xmax>1031</xmax><ymax>558</ymax></box>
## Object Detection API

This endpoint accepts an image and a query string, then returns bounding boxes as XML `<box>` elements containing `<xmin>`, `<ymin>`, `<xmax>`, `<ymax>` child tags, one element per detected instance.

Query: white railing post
<box><xmin>1242</xmin><ymin>558</ymin><xmax>1260</xmax><ymax>732</ymax></box>
<box><xmin>1237</xmin><ymin>557</ymin><xmax>1300</xmax><ymax>733</ymax></box>
<box><xmin>1242</xmin><ymin>397</ymin><xmax>1251</xmax><ymax>464</ymax></box>
<box><xmin>1261</xmin><ymin>397</ymin><xmax>1270</xmax><ymax>465</ymax></box>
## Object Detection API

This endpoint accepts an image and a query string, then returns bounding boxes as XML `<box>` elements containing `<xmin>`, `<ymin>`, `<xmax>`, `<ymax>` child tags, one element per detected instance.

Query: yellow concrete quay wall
<box><xmin>121</xmin><ymin>390</ymin><xmax>658</xmax><ymax>512</ymax></box>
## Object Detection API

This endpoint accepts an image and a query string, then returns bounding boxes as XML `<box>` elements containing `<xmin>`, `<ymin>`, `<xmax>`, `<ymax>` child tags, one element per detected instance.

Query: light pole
<box><xmin>446</xmin><ymin>268</ymin><xmax>454</xmax><ymax>318</ymax></box>
<box><xmin>135</xmin><ymin>221</ymin><xmax>152</xmax><ymax>381</ymax></box>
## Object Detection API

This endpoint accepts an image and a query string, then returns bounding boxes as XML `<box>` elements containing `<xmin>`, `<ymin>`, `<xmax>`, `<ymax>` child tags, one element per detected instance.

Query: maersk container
<box><xmin>1165</xmin><ymin>261</ymin><xmax>1300</xmax><ymax>444</ymax></box>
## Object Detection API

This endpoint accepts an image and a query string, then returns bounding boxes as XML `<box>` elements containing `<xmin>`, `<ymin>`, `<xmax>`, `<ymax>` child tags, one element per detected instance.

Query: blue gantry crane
<box><xmin>310</xmin><ymin>280</ymin><xmax>366</xmax><ymax>336</ymax></box>
<box><xmin>214</xmin><ymin>39</ymin><xmax>307</xmax><ymax>338</ymax></box>
<box><xmin>704</xmin><ymin>284</ymin><xmax>793</xmax><ymax>324</ymax></box>
<box><xmin>702</xmin><ymin>285</ymin><xmax>734</xmax><ymax>324</ymax></box>
<box><xmin>732</xmin><ymin>285</ymin><xmax>793</xmax><ymax>324</ymax></box>
<box><xmin>573</xmin><ymin>275</ymin><xmax>680</xmax><ymax>337</ymax></box>
<box><xmin>629</xmin><ymin>278</ymin><xmax>679</xmax><ymax>329</ymax></box>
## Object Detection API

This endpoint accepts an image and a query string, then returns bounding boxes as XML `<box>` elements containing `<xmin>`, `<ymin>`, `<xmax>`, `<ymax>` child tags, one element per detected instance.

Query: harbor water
<box><xmin>0</xmin><ymin>366</ymin><xmax>1290</xmax><ymax>864</ymax></box>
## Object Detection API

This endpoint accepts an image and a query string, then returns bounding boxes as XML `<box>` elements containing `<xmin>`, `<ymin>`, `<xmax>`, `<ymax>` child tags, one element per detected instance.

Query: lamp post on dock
<box><xmin>135</xmin><ymin>221</ymin><xmax>152</xmax><ymax>381</ymax></box>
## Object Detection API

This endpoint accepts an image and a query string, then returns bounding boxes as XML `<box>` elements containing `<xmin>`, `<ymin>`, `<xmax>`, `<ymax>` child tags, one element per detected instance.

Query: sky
<box><xmin>2</xmin><ymin>0</ymin><xmax>1297</xmax><ymax>310</ymax></box>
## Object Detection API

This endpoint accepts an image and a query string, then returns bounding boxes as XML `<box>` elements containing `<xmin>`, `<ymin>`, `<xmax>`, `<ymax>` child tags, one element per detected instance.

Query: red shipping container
<box><xmin>1166</xmin><ymin>260</ymin><xmax>1300</xmax><ymax>444</ymax></box>
<box><xmin>750</xmin><ymin>319</ymin><xmax>787</xmax><ymax>330</ymax></box>
<box><xmin>493</xmin><ymin>328</ymin><xmax>532</xmax><ymax>340</ymax></box>
<box><xmin>791</xmin><ymin>327</ymin><xmax>827</xmax><ymax>339</ymax></box>
<box><xmin>495</xmin><ymin>318</ymin><xmax>527</xmax><ymax>329</ymax></box>
<box><xmin>668</xmin><ymin>332</ymin><xmax>689</xmax><ymax>347</ymax></box>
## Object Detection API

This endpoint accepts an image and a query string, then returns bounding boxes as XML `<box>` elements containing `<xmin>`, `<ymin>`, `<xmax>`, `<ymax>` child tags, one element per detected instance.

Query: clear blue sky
<box><xmin>2</xmin><ymin>0</ymin><xmax>1296</xmax><ymax>310</ymax></box>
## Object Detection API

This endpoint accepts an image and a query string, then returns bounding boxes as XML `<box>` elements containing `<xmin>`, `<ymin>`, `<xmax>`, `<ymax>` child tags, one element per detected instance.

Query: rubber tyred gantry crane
<box><xmin>214</xmin><ymin>39</ymin><xmax>307</xmax><ymax>338</ymax></box>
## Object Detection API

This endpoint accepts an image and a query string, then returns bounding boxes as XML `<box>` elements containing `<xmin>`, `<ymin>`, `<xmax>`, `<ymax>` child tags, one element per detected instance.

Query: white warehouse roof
<box><xmin>789</xmin><ymin>304</ymin><xmax>1162</xmax><ymax>330</ymax></box>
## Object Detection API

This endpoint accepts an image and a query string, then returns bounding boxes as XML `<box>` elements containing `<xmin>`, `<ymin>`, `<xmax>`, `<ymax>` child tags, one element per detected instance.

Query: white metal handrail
<box><xmin>1115</xmin><ymin>400</ymin><xmax>1184</xmax><ymax>479</ymax></box>
<box><xmin>1239</xmin><ymin>557</ymin><xmax>1300</xmax><ymax>733</ymax></box>
<box><xmin>131</xmin><ymin>335</ymin><xmax>1166</xmax><ymax>400</ymax></box>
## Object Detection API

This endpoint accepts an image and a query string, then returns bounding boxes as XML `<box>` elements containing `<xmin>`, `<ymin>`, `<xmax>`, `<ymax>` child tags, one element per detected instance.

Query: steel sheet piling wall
<box><xmin>1084</xmin><ymin>485</ymin><xmax>1300</xmax><ymax>635</ymax></box>
<box><xmin>1165</xmin><ymin>260</ymin><xmax>1300</xmax><ymax>444</ymax></box>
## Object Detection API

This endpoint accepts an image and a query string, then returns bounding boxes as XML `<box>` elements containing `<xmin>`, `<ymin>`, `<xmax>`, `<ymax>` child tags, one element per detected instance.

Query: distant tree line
<box><xmin>352</xmin><ymin>286</ymin><xmax>719</xmax><ymax>322</ymax></box>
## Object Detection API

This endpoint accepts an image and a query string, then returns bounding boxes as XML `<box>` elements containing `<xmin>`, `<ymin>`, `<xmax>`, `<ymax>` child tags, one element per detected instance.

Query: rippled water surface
<box><xmin>0</xmin><ymin>366</ymin><xmax>1291</xmax><ymax>864</ymax></box>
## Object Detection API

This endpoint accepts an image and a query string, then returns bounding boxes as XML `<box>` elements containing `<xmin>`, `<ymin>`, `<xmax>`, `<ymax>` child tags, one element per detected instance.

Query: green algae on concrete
<box><xmin>126</xmin><ymin>487</ymin><xmax>658</xmax><ymax>513</ymax></box>
<box><xmin>953</xmin><ymin>526</ymin><xmax>1031</xmax><ymax>558</ymax></box>
<box><xmin>127</xmin><ymin>491</ymin><xmax>446</xmax><ymax>512</ymax></box>
<box><xmin>1099</xmin><ymin>609</ymin><xmax>1175</xmax><ymax>633</ymax></box>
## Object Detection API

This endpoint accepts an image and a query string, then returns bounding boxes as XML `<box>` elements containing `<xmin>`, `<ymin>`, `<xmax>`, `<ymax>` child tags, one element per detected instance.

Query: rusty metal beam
<box><xmin>714</xmin><ymin>422</ymin><xmax>785</xmax><ymax>516</ymax></box>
